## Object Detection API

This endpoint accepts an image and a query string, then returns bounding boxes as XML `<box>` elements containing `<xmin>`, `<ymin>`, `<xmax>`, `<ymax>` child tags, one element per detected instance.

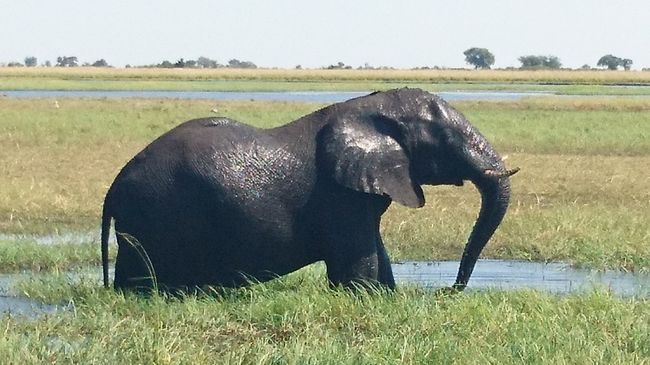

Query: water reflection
<box><xmin>0</xmin><ymin>90</ymin><xmax>550</xmax><ymax>102</ymax></box>
<box><xmin>1</xmin><ymin>260</ymin><xmax>648</xmax><ymax>318</ymax></box>
<box><xmin>392</xmin><ymin>260</ymin><xmax>650</xmax><ymax>297</ymax></box>
<box><xmin>0</xmin><ymin>272</ymin><xmax>72</xmax><ymax>318</ymax></box>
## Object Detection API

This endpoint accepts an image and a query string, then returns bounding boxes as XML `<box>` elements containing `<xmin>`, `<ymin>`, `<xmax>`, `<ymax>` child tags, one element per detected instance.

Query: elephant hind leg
<box><xmin>113</xmin><ymin>234</ymin><xmax>157</xmax><ymax>291</ymax></box>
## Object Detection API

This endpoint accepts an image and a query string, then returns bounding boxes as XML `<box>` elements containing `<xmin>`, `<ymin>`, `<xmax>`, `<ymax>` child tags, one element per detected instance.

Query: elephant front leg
<box><xmin>325</xmin><ymin>249</ymin><xmax>379</xmax><ymax>289</ymax></box>
<box><xmin>376</xmin><ymin>236</ymin><xmax>396</xmax><ymax>289</ymax></box>
<box><xmin>324</xmin><ymin>235</ymin><xmax>395</xmax><ymax>290</ymax></box>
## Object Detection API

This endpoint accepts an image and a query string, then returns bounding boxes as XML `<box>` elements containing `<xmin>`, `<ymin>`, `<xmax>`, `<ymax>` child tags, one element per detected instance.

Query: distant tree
<box><xmin>295</xmin><ymin>64</ymin><xmax>302</xmax><ymax>70</ymax></box>
<box><xmin>580</xmin><ymin>64</ymin><xmax>591</xmax><ymax>70</ymax></box>
<box><xmin>185</xmin><ymin>59</ymin><xmax>197</xmax><ymax>68</ymax></box>
<box><xmin>518</xmin><ymin>55</ymin><xmax>544</xmax><ymax>68</ymax></box>
<box><xmin>463</xmin><ymin>47</ymin><xmax>495</xmax><ymax>69</ymax></box>
<box><xmin>325</xmin><ymin>61</ymin><xmax>352</xmax><ymax>70</ymax></box>
<box><xmin>159</xmin><ymin>60</ymin><xmax>173</xmax><ymax>68</ymax></box>
<box><xmin>44</xmin><ymin>60</ymin><xmax>52</xmax><ymax>67</ymax></box>
<box><xmin>518</xmin><ymin>55</ymin><xmax>561</xmax><ymax>69</ymax></box>
<box><xmin>91</xmin><ymin>59</ymin><xmax>109</xmax><ymax>67</ymax></box>
<box><xmin>227</xmin><ymin>59</ymin><xmax>257</xmax><ymax>69</ymax></box>
<box><xmin>596</xmin><ymin>55</ymin><xmax>632</xmax><ymax>70</ymax></box>
<box><xmin>24</xmin><ymin>56</ymin><xmax>38</xmax><ymax>67</ymax></box>
<box><xmin>243</xmin><ymin>60</ymin><xmax>257</xmax><ymax>69</ymax></box>
<box><xmin>7</xmin><ymin>61</ymin><xmax>24</xmax><ymax>67</ymax></box>
<box><xmin>197</xmin><ymin>56</ymin><xmax>219</xmax><ymax>68</ymax></box>
<box><xmin>597</xmin><ymin>54</ymin><xmax>623</xmax><ymax>70</ymax></box>
<box><xmin>56</xmin><ymin>56</ymin><xmax>78</xmax><ymax>67</ymax></box>
<box><xmin>621</xmin><ymin>58</ymin><xmax>633</xmax><ymax>71</ymax></box>
<box><xmin>173</xmin><ymin>58</ymin><xmax>186</xmax><ymax>68</ymax></box>
<box><xmin>544</xmin><ymin>56</ymin><xmax>562</xmax><ymax>69</ymax></box>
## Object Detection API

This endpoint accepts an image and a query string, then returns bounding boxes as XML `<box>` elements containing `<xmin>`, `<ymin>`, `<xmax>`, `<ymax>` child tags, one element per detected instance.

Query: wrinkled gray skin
<box><xmin>101</xmin><ymin>88</ymin><xmax>518</xmax><ymax>292</ymax></box>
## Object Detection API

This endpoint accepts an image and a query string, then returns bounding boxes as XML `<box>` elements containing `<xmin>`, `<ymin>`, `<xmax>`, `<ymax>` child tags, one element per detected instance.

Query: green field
<box><xmin>1</xmin><ymin>90</ymin><xmax>649</xmax><ymax>363</ymax></box>
<box><xmin>2</xmin><ymin>268</ymin><xmax>648</xmax><ymax>364</ymax></box>
<box><xmin>1</xmin><ymin>97</ymin><xmax>648</xmax><ymax>271</ymax></box>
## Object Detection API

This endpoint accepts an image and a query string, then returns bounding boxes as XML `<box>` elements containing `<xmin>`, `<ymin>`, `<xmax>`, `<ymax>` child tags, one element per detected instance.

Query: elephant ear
<box><xmin>317</xmin><ymin>115</ymin><xmax>425</xmax><ymax>208</ymax></box>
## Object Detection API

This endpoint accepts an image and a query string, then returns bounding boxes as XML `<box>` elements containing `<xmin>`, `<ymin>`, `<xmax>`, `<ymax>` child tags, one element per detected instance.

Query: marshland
<box><xmin>0</xmin><ymin>69</ymin><xmax>649</xmax><ymax>363</ymax></box>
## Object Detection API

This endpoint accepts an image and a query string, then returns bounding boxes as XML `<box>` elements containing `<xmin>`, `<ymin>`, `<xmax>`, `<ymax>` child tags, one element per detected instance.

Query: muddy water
<box><xmin>1</xmin><ymin>260</ymin><xmax>648</xmax><ymax>318</ymax></box>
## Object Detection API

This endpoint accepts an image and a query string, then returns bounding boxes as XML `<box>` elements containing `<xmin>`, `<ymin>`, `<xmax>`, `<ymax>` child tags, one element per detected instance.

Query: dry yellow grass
<box><xmin>2</xmin><ymin>67</ymin><xmax>650</xmax><ymax>84</ymax></box>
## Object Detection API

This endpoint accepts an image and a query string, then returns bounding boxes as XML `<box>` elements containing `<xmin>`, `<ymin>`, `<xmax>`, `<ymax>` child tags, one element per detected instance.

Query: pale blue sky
<box><xmin>1</xmin><ymin>0</ymin><xmax>648</xmax><ymax>69</ymax></box>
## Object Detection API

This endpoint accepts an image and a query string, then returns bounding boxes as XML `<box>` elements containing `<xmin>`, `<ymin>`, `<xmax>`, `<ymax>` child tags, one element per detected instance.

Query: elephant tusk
<box><xmin>484</xmin><ymin>167</ymin><xmax>520</xmax><ymax>179</ymax></box>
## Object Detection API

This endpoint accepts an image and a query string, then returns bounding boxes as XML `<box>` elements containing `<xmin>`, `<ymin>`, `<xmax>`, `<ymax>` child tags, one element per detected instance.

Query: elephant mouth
<box><xmin>419</xmin><ymin>176</ymin><xmax>465</xmax><ymax>187</ymax></box>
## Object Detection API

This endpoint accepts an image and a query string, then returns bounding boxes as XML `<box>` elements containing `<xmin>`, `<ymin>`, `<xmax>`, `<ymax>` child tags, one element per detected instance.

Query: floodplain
<box><xmin>0</xmin><ymin>71</ymin><xmax>649</xmax><ymax>363</ymax></box>
<box><xmin>2</xmin><ymin>67</ymin><xmax>650</xmax><ymax>94</ymax></box>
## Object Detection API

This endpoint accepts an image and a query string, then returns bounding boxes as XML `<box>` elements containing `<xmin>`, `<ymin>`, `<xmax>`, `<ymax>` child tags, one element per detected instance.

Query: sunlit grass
<box><xmin>1</xmin><ymin>94</ymin><xmax>649</xmax><ymax>363</ymax></box>
<box><xmin>0</xmin><ymin>97</ymin><xmax>648</xmax><ymax>272</ymax></box>
<box><xmin>2</xmin><ymin>268</ymin><xmax>648</xmax><ymax>364</ymax></box>
<box><xmin>0</xmin><ymin>241</ymin><xmax>102</xmax><ymax>273</ymax></box>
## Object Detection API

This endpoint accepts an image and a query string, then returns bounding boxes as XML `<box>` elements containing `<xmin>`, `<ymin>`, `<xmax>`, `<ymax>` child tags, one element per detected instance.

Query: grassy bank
<box><xmin>0</xmin><ymin>268</ymin><xmax>647</xmax><ymax>364</ymax></box>
<box><xmin>1</xmin><ymin>97</ymin><xmax>649</xmax><ymax>272</ymax></box>
<box><xmin>2</xmin><ymin>67</ymin><xmax>650</xmax><ymax>94</ymax></box>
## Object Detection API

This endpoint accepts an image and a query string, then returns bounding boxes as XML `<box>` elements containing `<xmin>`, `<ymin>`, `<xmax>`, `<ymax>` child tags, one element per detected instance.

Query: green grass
<box><xmin>1</xmin><ymin>94</ymin><xmax>650</xmax><ymax>363</ymax></box>
<box><xmin>1</xmin><ymin>97</ymin><xmax>649</xmax><ymax>272</ymax></box>
<box><xmin>0</xmin><ymin>239</ymin><xmax>104</xmax><ymax>273</ymax></box>
<box><xmin>1</xmin><ymin>268</ymin><xmax>648</xmax><ymax>364</ymax></box>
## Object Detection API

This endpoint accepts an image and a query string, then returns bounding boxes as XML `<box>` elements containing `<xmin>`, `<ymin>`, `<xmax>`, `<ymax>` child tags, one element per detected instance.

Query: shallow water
<box><xmin>0</xmin><ymin>272</ymin><xmax>72</xmax><ymax>318</ymax></box>
<box><xmin>0</xmin><ymin>231</ymin><xmax>102</xmax><ymax>245</ymax></box>
<box><xmin>0</xmin><ymin>90</ymin><xmax>550</xmax><ymax>102</ymax></box>
<box><xmin>392</xmin><ymin>260</ymin><xmax>650</xmax><ymax>297</ymax></box>
<box><xmin>0</xmin><ymin>296</ymin><xmax>68</xmax><ymax>318</ymax></box>
<box><xmin>1</xmin><ymin>260</ymin><xmax>648</xmax><ymax>318</ymax></box>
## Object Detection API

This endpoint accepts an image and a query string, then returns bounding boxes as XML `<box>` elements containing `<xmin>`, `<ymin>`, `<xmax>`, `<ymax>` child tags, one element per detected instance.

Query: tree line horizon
<box><xmin>2</xmin><ymin>48</ymin><xmax>643</xmax><ymax>71</ymax></box>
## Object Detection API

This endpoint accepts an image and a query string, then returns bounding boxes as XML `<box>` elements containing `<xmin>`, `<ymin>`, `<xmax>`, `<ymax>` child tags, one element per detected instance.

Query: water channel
<box><xmin>392</xmin><ymin>260</ymin><xmax>650</xmax><ymax>297</ymax></box>
<box><xmin>0</xmin><ymin>90</ymin><xmax>551</xmax><ymax>102</ymax></box>
<box><xmin>1</xmin><ymin>259</ymin><xmax>648</xmax><ymax>318</ymax></box>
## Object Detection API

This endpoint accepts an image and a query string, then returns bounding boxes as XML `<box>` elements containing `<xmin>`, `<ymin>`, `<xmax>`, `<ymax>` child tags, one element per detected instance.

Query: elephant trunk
<box><xmin>451</xmin><ymin>141</ymin><xmax>518</xmax><ymax>290</ymax></box>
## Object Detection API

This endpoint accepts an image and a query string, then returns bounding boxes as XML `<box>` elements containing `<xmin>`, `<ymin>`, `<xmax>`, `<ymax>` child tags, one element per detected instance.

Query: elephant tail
<box><xmin>101</xmin><ymin>199</ymin><xmax>112</xmax><ymax>289</ymax></box>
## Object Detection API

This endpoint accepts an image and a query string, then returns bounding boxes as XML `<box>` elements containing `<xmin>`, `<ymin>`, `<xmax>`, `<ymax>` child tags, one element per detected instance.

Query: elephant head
<box><xmin>318</xmin><ymin>88</ymin><xmax>518</xmax><ymax>290</ymax></box>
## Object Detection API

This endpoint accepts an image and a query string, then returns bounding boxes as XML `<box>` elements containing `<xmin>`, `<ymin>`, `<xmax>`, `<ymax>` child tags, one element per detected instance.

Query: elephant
<box><xmin>100</xmin><ymin>88</ymin><xmax>518</xmax><ymax>292</ymax></box>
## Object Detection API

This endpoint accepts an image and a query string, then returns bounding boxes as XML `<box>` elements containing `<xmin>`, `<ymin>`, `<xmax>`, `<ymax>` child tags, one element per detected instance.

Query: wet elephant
<box><xmin>101</xmin><ymin>88</ymin><xmax>518</xmax><ymax>291</ymax></box>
